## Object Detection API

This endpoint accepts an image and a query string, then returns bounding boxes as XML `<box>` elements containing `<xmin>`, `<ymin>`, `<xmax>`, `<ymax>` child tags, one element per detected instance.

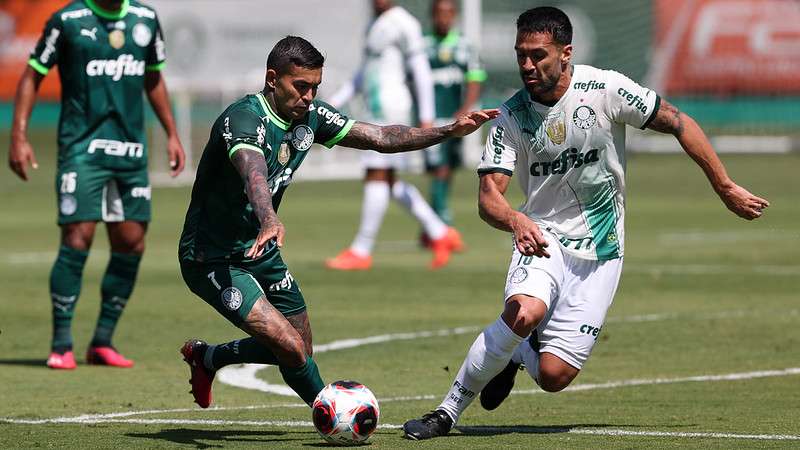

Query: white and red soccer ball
<box><xmin>312</xmin><ymin>380</ymin><xmax>380</xmax><ymax>445</ymax></box>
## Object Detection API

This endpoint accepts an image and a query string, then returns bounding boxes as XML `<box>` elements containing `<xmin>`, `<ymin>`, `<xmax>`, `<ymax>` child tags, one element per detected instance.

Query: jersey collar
<box><xmin>85</xmin><ymin>0</ymin><xmax>130</xmax><ymax>20</ymax></box>
<box><xmin>256</xmin><ymin>92</ymin><xmax>291</xmax><ymax>131</ymax></box>
<box><xmin>438</xmin><ymin>29</ymin><xmax>460</xmax><ymax>46</ymax></box>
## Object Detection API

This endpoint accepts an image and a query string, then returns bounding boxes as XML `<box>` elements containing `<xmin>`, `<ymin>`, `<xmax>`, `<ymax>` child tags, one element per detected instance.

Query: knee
<box><xmin>111</xmin><ymin>237</ymin><xmax>145</xmax><ymax>254</ymax></box>
<box><xmin>282</xmin><ymin>335</ymin><xmax>308</xmax><ymax>367</ymax></box>
<box><xmin>62</xmin><ymin>229</ymin><xmax>93</xmax><ymax>251</ymax></box>
<box><xmin>502</xmin><ymin>296</ymin><xmax>545</xmax><ymax>335</ymax></box>
<box><xmin>537</xmin><ymin>361</ymin><xmax>578</xmax><ymax>393</ymax></box>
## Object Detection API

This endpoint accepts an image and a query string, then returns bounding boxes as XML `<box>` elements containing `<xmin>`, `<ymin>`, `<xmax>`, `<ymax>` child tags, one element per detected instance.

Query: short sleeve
<box><xmin>28</xmin><ymin>14</ymin><xmax>64</xmax><ymax>75</ymax></box>
<box><xmin>477</xmin><ymin>110</ymin><xmax>519</xmax><ymax>176</ymax></box>
<box><xmin>605</xmin><ymin>70</ymin><xmax>661</xmax><ymax>129</ymax></box>
<box><xmin>145</xmin><ymin>16</ymin><xmax>166</xmax><ymax>71</ymax></box>
<box><xmin>311</xmin><ymin>101</ymin><xmax>355</xmax><ymax>148</ymax></box>
<box><xmin>464</xmin><ymin>41</ymin><xmax>487</xmax><ymax>83</ymax></box>
<box><xmin>224</xmin><ymin>108</ymin><xmax>268</xmax><ymax>159</ymax></box>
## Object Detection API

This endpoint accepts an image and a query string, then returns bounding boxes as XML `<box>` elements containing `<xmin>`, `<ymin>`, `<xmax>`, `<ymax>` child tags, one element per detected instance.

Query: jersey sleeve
<box><xmin>145</xmin><ymin>15</ymin><xmax>166</xmax><ymax>71</ymax></box>
<box><xmin>311</xmin><ymin>101</ymin><xmax>355</xmax><ymax>148</ymax></box>
<box><xmin>605</xmin><ymin>70</ymin><xmax>661</xmax><ymax>129</ymax></box>
<box><xmin>464</xmin><ymin>40</ymin><xmax>487</xmax><ymax>83</ymax></box>
<box><xmin>224</xmin><ymin>107</ymin><xmax>268</xmax><ymax>159</ymax></box>
<box><xmin>398</xmin><ymin>14</ymin><xmax>427</xmax><ymax>57</ymax></box>
<box><xmin>28</xmin><ymin>13</ymin><xmax>64</xmax><ymax>75</ymax></box>
<box><xmin>477</xmin><ymin>109</ymin><xmax>519</xmax><ymax>176</ymax></box>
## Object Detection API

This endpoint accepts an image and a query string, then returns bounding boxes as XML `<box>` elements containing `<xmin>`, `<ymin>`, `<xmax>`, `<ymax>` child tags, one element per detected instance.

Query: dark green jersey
<box><xmin>179</xmin><ymin>92</ymin><xmax>355</xmax><ymax>263</ymax></box>
<box><xmin>424</xmin><ymin>30</ymin><xmax>486</xmax><ymax>119</ymax></box>
<box><xmin>29</xmin><ymin>0</ymin><xmax>166</xmax><ymax>170</ymax></box>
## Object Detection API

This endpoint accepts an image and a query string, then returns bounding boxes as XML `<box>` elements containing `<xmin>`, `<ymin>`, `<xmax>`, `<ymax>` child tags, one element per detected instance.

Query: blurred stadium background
<box><xmin>1</xmin><ymin>0</ymin><xmax>798</xmax><ymax>183</ymax></box>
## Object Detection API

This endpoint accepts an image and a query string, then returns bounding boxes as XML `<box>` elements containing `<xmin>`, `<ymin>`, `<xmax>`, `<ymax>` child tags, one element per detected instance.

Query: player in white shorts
<box><xmin>403</xmin><ymin>6</ymin><xmax>770</xmax><ymax>440</ymax></box>
<box><xmin>326</xmin><ymin>0</ymin><xmax>463</xmax><ymax>271</ymax></box>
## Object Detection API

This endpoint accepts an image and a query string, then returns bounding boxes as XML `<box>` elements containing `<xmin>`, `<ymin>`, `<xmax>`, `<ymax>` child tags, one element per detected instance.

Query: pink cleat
<box><xmin>181</xmin><ymin>339</ymin><xmax>216</xmax><ymax>408</ymax></box>
<box><xmin>325</xmin><ymin>249</ymin><xmax>373</xmax><ymax>271</ymax></box>
<box><xmin>86</xmin><ymin>346</ymin><xmax>134</xmax><ymax>368</ymax></box>
<box><xmin>46</xmin><ymin>351</ymin><xmax>77</xmax><ymax>370</ymax></box>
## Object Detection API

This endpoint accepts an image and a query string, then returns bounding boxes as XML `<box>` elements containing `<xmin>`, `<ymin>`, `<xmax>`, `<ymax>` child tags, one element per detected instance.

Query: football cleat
<box><xmin>46</xmin><ymin>351</ymin><xmax>77</xmax><ymax>370</ymax></box>
<box><xmin>325</xmin><ymin>249</ymin><xmax>372</xmax><ymax>271</ymax></box>
<box><xmin>403</xmin><ymin>409</ymin><xmax>454</xmax><ymax>440</ymax></box>
<box><xmin>181</xmin><ymin>339</ymin><xmax>216</xmax><ymax>408</ymax></box>
<box><xmin>429</xmin><ymin>227</ymin><xmax>463</xmax><ymax>269</ymax></box>
<box><xmin>86</xmin><ymin>346</ymin><xmax>134</xmax><ymax>368</ymax></box>
<box><xmin>479</xmin><ymin>360</ymin><xmax>521</xmax><ymax>410</ymax></box>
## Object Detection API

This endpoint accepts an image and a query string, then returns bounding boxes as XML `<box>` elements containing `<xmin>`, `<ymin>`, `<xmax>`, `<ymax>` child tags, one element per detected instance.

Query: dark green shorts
<box><xmin>180</xmin><ymin>250</ymin><xmax>306</xmax><ymax>326</ymax></box>
<box><xmin>424</xmin><ymin>137</ymin><xmax>463</xmax><ymax>171</ymax></box>
<box><xmin>55</xmin><ymin>164</ymin><xmax>151</xmax><ymax>225</ymax></box>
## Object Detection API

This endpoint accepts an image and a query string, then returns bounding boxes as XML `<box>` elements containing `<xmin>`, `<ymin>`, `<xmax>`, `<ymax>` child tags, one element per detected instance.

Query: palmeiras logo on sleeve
<box><xmin>510</xmin><ymin>267</ymin><xmax>528</xmax><ymax>284</ymax></box>
<box><xmin>573</xmin><ymin>105</ymin><xmax>597</xmax><ymax>130</ymax></box>
<box><xmin>221</xmin><ymin>287</ymin><xmax>243</xmax><ymax>311</ymax></box>
<box><xmin>291</xmin><ymin>125</ymin><xmax>314</xmax><ymax>152</ymax></box>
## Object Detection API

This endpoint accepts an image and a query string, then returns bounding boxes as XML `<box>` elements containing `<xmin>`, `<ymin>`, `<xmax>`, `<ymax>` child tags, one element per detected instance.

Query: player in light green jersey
<box><xmin>178</xmin><ymin>36</ymin><xmax>498</xmax><ymax>409</ymax></box>
<box><xmin>8</xmin><ymin>0</ymin><xmax>185</xmax><ymax>370</ymax></box>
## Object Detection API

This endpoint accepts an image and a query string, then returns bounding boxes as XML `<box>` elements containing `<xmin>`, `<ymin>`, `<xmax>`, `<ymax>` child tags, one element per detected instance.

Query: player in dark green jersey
<box><xmin>423</xmin><ymin>0</ymin><xmax>487</xmax><ymax>226</ymax></box>
<box><xmin>8</xmin><ymin>0</ymin><xmax>185</xmax><ymax>369</ymax></box>
<box><xmin>178</xmin><ymin>36</ymin><xmax>498</xmax><ymax>409</ymax></box>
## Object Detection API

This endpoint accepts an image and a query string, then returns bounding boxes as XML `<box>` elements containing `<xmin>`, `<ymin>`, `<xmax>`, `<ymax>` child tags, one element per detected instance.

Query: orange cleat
<box><xmin>86</xmin><ymin>346</ymin><xmax>134</xmax><ymax>368</ymax></box>
<box><xmin>181</xmin><ymin>339</ymin><xmax>216</xmax><ymax>408</ymax></box>
<box><xmin>429</xmin><ymin>227</ymin><xmax>464</xmax><ymax>269</ymax></box>
<box><xmin>325</xmin><ymin>249</ymin><xmax>373</xmax><ymax>271</ymax></box>
<box><xmin>46</xmin><ymin>351</ymin><xmax>77</xmax><ymax>370</ymax></box>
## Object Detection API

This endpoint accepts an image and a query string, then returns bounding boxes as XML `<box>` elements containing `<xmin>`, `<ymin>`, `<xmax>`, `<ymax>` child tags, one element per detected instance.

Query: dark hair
<box><xmin>266</xmin><ymin>36</ymin><xmax>325</xmax><ymax>74</ymax></box>
<box><xmin>432</xmin><ymin>0</ymin><xmax>456</xmax><ymax>10</ymax></box>
<box><xmin>516</xmin><ymin>6</ymin><xmax>572</xmax><ymax>45</ymax></box>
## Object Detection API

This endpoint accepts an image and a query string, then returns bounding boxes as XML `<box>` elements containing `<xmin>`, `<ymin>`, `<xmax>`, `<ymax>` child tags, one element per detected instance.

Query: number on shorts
<box><xmin>517</xmin><ymin>254</ymin><xmax>533</xmax><ymax>266</ymax></box>
<box><xmin>207</xmin><ymin>271</ymin><xmax>222</xmax><ymax>290</ymax></box>
<box><xmin>60</xmin><ymin>172</ymin><xmax>77</xmax><ymax>194</ymax></box>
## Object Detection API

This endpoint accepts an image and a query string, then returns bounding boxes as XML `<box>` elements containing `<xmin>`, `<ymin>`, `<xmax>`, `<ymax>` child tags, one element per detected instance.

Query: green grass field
<box><xmin>1</xmin><ymin>133</ymin><xmax>798</xmax><ymax>448</ymax></box>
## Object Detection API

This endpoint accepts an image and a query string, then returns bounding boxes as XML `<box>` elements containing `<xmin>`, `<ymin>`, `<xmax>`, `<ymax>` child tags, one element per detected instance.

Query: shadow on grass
<box><xmin>454</xmin><ymin>423</ymin><xmax>645</xmax><ymax>436</ymax></box>
<box><xmin>0</xmin><ymin>359</ymin><xmax>47</xmax><ymax>367</ymax></box>
<box><xmin>126</xmin><ymin>428</ymin><xmax>316</xmax><ymax>448</ymax></box>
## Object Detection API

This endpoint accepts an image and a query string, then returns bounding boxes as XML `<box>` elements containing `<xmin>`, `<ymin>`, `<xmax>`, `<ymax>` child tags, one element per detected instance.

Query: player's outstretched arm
<box><xmin>479</xmin><ymin>172</ymin><xmax>549</xmax><ymax>258</ymax></box>
<box><xmin>230</xmin><ymin>148</ymin><xmax>285</xmax><ymax>258</ymax></box>
<box><xmin>337</xmin><ymin>109</ymin><xmax>500</xmax><ymax>153</ymax></box>
<box><xmin>646</xmin><ymin>99</ymin><xmax>769</xmax><ymax>220</ymax></box>
<box><xmin>8</xmin><ymin>66</ymin><xmax>44</xmax><ymax>181</ymax></box>
<box><xmin>145</xmin><ymin>71</ymin><xmax>186</xmax><ymax>177</ymax></box>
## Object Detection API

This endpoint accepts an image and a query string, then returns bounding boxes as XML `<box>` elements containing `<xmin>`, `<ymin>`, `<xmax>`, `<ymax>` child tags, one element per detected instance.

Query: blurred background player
<box><xmin>422</xmin><ymin>0</ymin><xmax>486</xmax><ymax>229</ymax></box>
<box><xmin>325</xmin><ymin>0</ymin><xmax>463</xmax><ymax>271</ymax></box>
<box><xmin>177</xmin><ymin>36</ymin><xmax>497</xmax><ymax>409</ymax></box>
<box><xmin>402</xmin><ymin>6</ymin><xmax>770</xmax><ymax>440</ymax></box>
<box><xmin>7</xmin><ymin>0</ymin><xmax>185</xmax><ymax>369</ymax></box>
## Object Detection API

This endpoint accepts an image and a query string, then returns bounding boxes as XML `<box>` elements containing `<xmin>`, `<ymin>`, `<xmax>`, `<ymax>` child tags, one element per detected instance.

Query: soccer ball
<box><xmin>312</xmin><ymin>380</ymin><xmax>380</xmax><ymax>445</ymax></box>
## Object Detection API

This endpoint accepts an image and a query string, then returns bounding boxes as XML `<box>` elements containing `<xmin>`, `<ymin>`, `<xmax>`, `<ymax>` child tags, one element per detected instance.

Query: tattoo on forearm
<box><xmin>230</xmin><ymin>149</ymin><xmax>277</xmax><ymax>226</ymax></box>
<box><xmin>339</xmin><ymin>122</ymin><xmax>453</xmax><ymax>153</ymax></box>
<box><xmin>647</xmin><ymin>99</ymin><xmax>685</xmax><ymax>137</ymax></box>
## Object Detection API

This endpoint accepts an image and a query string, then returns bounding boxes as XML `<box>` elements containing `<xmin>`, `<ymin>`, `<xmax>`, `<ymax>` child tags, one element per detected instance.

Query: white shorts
<box><xmin>503</xmin><ymin>232</ymin><xmax>623</xmax><ymax>369</ymax></box>
<box><xmin>360</xmin><ymin>103</ymin><xmax>412</xmax><ymax>170</ymax></box>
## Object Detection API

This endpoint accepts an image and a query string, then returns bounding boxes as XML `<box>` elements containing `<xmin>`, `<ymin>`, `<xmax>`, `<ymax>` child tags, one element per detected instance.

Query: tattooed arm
<box><xmin>230</xmin><ymin>148</ymin><xmax>285</xmax><ymax>257</ymax></box>
<box><xmin>337</xmin><ymin>109</ymin><xmax>500</xmax><ymax>153</ymax></box>
<box><xmin>647</xmin><ymin>99</ymin><xmax>769</xmax><ymax>220</ymax></box>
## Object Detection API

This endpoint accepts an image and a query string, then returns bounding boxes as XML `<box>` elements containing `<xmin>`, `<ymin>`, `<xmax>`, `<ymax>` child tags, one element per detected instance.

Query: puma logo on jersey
<box><xmin>80</xmin><ymin>27</ymin><xmax>98</xmax><ymax>41</ymax></box>
<box><xmin>529</xmin><ymin>147</ymin><xmax>599</xmax><ymax>176</ymax></box>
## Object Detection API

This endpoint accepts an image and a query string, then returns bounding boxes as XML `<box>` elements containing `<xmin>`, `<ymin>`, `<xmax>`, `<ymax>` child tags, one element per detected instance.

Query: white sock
<box><xmin>512</xmin><ymin>340</ymin><xmax>540</xmax><ymax>385</ymax></box>
<box><xmin>390</xmin><ymin>181</ymin><xmax>447</xmax><ymax>239</ymax></box>
<box><xmin>437</xmin><ymin>317</ymin><xmax>524</xmax><ymax>424</ymax></box>
<box><xmin>350</xmin><ymin>181</ymin><xmax>390</xmax><ymax>256</ymax></box>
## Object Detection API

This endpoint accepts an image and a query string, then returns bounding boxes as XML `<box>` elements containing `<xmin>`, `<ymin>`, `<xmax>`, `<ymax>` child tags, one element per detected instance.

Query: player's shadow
<box><xmin>0</xmin><ymin>358</ymin><xmax>47</xmax><ymax>367</ymax></box>
<box><xmin>453</xmin><ymin>423</ymin><xmax>641</xmax><ymax>437</ymax></box>
<box><xmin>126</xmin><ymin>428</ymin><xmax>315</xmax><ymax>448</ymax></box>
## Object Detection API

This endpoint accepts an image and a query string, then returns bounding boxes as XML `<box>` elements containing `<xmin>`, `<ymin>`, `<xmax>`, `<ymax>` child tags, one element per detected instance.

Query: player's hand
<box><xmin>8</xmin><ymin>136</ymin><xmax>38</xmax><ymax>181</ymax></box>
<box><xmin>511</xmin><ymin>211</ymin><xmax>550</xmax><ymax>258</ymax></box>
<box><xmin>167</xmin><ymin>134</ymin><xmax>186</xmax><ymax>177</ymax></box>
<box><xmin>450</xmin><ymin>109</ymin><xmax>500</xmax><ymax>137</ymax></box>
<box><xmin>246</xmin><ymin>216</ymin><xmax>286</xmax><ymax>259</ymax></box>
<box><xmin>718</xmin><ymin>183</ymin><xmax>769</xmax><ymax>220</ymax></box>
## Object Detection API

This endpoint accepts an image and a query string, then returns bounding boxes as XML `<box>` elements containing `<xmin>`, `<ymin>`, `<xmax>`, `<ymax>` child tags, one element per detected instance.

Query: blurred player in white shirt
<box><xmin>403</xmin><ymin>6</ymin><xmax>770</xmax><ymax>440</ymax></box>
<box><xmin>326</xmin><ymin>0</ymin><xmax>463</xmax><ymax>271</ymax></box>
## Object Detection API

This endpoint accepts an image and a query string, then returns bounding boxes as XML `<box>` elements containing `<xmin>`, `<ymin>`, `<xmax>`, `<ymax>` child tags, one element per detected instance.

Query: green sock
<box><xmin>90</xmin><ymin>252</ymin><xmax>141</xmax><ymax>347</ymax></box>
<box><xmin>279</xmin><ymin>355</ymin><xmax>325</xmax><ymax>405</ymax></box>
<box><xmin>207</xmin><ymin>337</ymin><xmax>280</xmax><ymax>369</ymax></box>
<box><xmin>431</xmin><ymin>178</ymin><xmax>452</xmax><ymax>225</ymax></box>
<box><xmin>49</xmin><ymin>245</ymin><xmax>89</xmax><ymax>352</ymax></box>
